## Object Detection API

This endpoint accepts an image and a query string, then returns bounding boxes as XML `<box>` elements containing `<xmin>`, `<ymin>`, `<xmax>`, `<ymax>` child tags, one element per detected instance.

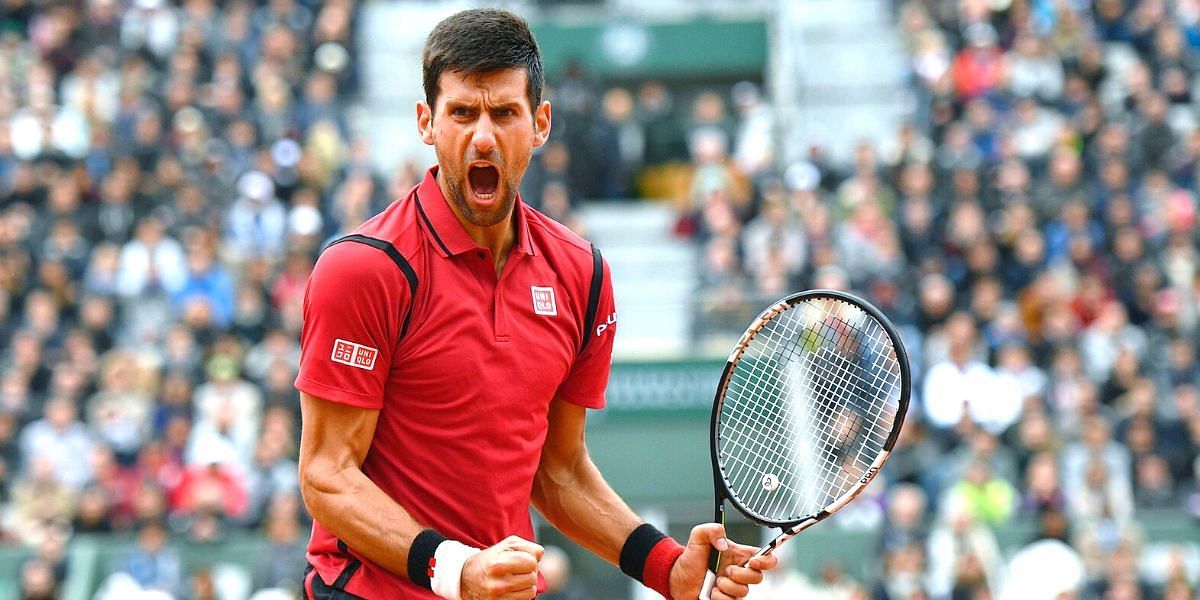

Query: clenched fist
<box><xmin>460</xmin><ymin>536</ymin><xmax>544</xmax><ymax>600</ymax></box>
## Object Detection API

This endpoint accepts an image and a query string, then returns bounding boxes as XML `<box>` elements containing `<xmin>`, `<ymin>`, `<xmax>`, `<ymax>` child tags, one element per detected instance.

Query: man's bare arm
<box><xmin>299</xmin><ymin>392</ymin><xmax>543</xmax><ymax>599</ymax></box>
<box><xmin>298</xmin><ymin>391</ymin><xmax>425</xmax><ymax>576</ymax></box>
<box><xmin>530</xmin><ymin>399</ymin><xmax>642</xmax><ymax>563</ymax></box>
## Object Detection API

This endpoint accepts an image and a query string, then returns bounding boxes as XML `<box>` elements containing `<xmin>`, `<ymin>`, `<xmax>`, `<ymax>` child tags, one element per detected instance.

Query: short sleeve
<box><xmin>294</xmin><ymin>242</ymin><xmax>408</xmax><ymax>409</ymax></box>
<box><xmin>555</xmin><ymin>257</ymin><xmax>615</xmax><ymax>409</ymax></box>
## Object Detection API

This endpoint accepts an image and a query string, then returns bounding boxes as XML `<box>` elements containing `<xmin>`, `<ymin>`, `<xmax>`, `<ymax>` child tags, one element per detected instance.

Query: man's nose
<box><xmin>471</xmin><ymin>114</ymin><xmax>497</xmax><ymax>154</ymax></box>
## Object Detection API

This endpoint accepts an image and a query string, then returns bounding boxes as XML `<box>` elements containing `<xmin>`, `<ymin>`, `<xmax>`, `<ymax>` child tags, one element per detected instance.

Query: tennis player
<box><xmin>295</xmin><ymin>8</ymin><xmax>777</xmax><ymax>599</ymax></box>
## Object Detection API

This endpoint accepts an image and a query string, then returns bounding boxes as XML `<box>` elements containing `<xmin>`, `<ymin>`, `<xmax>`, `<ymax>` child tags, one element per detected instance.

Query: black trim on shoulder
<box><xmin>413</xmin><ymin>190</ymin><xmax>452</xmax><ymax>256</ymax></box>
<box><xmin>325</xmin><ymin>234</ymin><xmax>419</xmax><ymax>339</ymax></box>
<box><xmin>579</xmin><ymin>244</ymin><xmax>604</xmax><ymax>354</ymax></box>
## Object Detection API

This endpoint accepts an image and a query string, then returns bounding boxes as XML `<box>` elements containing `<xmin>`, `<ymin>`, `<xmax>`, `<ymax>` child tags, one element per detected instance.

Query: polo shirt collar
<box><xmin>414</xmin><ymin>166</ymin><xmax>535</xmax><ymax>258</ymax></box>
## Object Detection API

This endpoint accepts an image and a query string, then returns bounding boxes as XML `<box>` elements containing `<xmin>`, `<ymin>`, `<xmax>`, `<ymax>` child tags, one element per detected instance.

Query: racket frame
<box><xmin>701</xmin><ymin>289</ymin><xmax>911</xmax><ymax>593</ymax></box>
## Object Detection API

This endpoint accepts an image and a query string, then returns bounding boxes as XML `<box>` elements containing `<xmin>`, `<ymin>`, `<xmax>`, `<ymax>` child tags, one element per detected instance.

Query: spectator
<box><xmin>242</xmin><ymin>427</ymin><xmax>297</xmax><ymax>527</ymax></box>
<box><xmin>1132</xmin><ymin>453</ymin><xmax>1177</xmax><ymax>509</ymax></box>
<box><xmin>253</xmin><ymin>493</ymin><xmax>307</xmax><ymax>592</ymax></box>
<box><xmin>539</xmin><ymin>545</ymin><xmax>589</xmax><ymax>600</ymax></box>
<box><xmin>173</xmin><ymin>461</ymin><xmax>248</xmax><ymax>528</ymax></box>
<box><xmin>1022</xmin><ymin>451</ymin><xmax>1068</xmax><ymax>516</ymax></box>
<box><xmin>172</xmin><ymin>238</ymin><xmax>235</xmax><ymax>328</ymax></box>
<box><xmin>1062</xmin><ymin>415</ymin><xmax>1134</xmax><ymax>506</ymax></box>
<box><xmin>942</xmin><ymin>458</ymin><xmax>1018</xmax><ymax>527</ymax></box>
<box><xmin>879</xmin><ymin>483</ymin><xmax>930</xmax><ymax>554</ymax></box>
<box><xmin>1066</xmin><ymin>457</ymin><xmax>1136</xmax><ymax>533</ymax></box>
<box><xmin>952</xmin><ymin>23</ymin><xmax>1005</xmax><ymax>100</ymax></box>
<box><xmin>1083</xmin><ymin>542</ymin><xmax>1156</xmax><ymax>599</ymax></box>
<box><xmin>19</xmin><ymin>558</ymin><xmax>60</xmax><ymax>600</ymax></box>
<box><xmin>926</xmin><ymin>497</ymin><xmax>1003</xmax><ymax>599</ymax></box>
<box><xmin>226</xmin><ymin>171</ymin><xmax>287</xmax><ymax>263</ymax></box>
<box><xmin>941</xmin><ymin>428</ymin><xmax>1019</xmax><ymax>491</ymax></box>
<box><xmin>88</xmin><ymin>444</ymin><xmax>139</xmax><ymax>529</ymax></box>
<box><xmin>115</xmin><ymin>215</ymin><xmax>188</xmax><ymax>299</ymax></box>
<box><xmin>730</xmin><ymin>81</ymin><xmax>775</xmax><ymax>179</ymax></box>
<box><xmin>872</xmin><ymin>542</ymin><xmax>929</xmax><ymax>599</ymax></box>
<box><xmin>18</xmin><ymin>396</ymin><xmax>94</xmax><ymax>490</ymax></box>
<box><xmin>597</xmin><ymin>87</ymin><xmax>643</xmax><ymax>199</ymax></box>
<box><xmin>188</xmin><ymin>354</ymin><xmax>261</xmax><ymax>471</ymax></box>
<box><xmin>6</xmin><ymin>330</ymin><xmax>53</xmax><ymax>397</ymax></box>
<box><xmin>741</xmin><ymin>193</ymin><xmax>806</xmax><ymax>292</ymax></box>
<box><xmin>292</xmin><ymin>72</ymin><xmax>345</xmax><ymax>137</ymax></box>
<box><xmin>637</xmin><ymin>80</ymin><xmax>685</xmax><ymax>166</ymax></box>
<box><xmin>883</xmin><ymin>419</ymin><xmax>941</xmax><ymax>496</ymax></box>
<box><xmin>681</xmin><ymin>127</ymin><xmax>751</xmax><ymax>235</ymax></box>
<box><xmin>85</xmin><ymin>350</ymin><xmax>154</xmax><ymax>462</ymax></box>
<box><xmin>5</xmin><ymin>455</ymin><xmax>76</xmax><ymax>546</ymax></box>
<box><xmin>994</xmin><ymin>342</ymin><xmax>1048</xmax><ymax>409</ymax></box>
<box><xmin>1005</xmin><ymin>32</ymin><xmax>1065</xmax><ymax>102</ymax></box>
<box><xmin>118</xmin><ymin>519</ymin><xmax>182</xmax><ymax>595</ymax></box>
<box><xmin>922</xmin><ymin>312</ymin><xmax>1021</xmax><ymax>434</ymax></box>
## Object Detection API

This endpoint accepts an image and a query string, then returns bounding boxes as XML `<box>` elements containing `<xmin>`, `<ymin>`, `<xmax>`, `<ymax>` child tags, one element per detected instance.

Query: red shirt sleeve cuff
<box><xmin>295</xmin><ymin>374</ymin><xmax>384</xmax><ymax>409</ymax></box>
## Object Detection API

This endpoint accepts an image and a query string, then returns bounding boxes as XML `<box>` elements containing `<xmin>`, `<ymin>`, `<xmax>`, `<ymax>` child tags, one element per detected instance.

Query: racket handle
<box><xmin>699</xmin><ymin>570</ymin><xmax>717</xmax><ymax>600</ymax></box>
<box><xmin>702</xmin><ymin>528</ymin><xmax>722</xmax><ymax>600</ymax></box>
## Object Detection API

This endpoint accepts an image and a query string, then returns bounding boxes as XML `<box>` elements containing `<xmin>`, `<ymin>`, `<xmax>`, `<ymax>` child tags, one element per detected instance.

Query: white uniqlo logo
<box><xmin>331</xmin><ymin>338</ymin><xmax>378</xmax><ymax>370</ymax></box>
<box><xmin>531</xmin><ymin>286</ymin><xmax>557</xmax><ymax>316</ymax></box>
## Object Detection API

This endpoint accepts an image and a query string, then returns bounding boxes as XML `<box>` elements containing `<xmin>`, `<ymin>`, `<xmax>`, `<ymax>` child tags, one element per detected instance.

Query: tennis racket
<box><xmin>699</xmin><ymin>289</ymin><xmax>910</xmax><ymax>599</ymax></box>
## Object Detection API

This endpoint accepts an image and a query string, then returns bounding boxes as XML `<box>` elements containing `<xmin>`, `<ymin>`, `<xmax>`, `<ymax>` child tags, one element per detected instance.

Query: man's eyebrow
<box><xmin>489</xmin><ymin>101</ymin><xmax>524</xmax><ymax>111</ymax></box>
<box><xmin>442</xmin><ymin>98</ymin><xmax>525</xmax><ymax>112</ymax></box>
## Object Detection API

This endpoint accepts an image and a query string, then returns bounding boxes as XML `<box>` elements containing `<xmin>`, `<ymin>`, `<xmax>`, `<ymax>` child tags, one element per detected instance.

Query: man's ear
<box><xmin>417</xmin><ymin>101</ymin><xmax>434</xmax><ymax>146</ymax></box>
<box><xmin>532</xmin><ymin>100</ymin><xmax>552</xmax><ymax>148</ymax></box>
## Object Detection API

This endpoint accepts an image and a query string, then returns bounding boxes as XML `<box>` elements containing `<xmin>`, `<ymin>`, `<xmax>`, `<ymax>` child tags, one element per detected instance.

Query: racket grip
<box><xmin>699</xmin><ymin>570</ymin><xmax>717</xmax><ymax>600</ymax></box>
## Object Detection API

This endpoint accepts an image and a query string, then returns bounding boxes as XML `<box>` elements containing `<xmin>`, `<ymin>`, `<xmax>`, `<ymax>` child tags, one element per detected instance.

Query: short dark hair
<box><xmin>422</xmin><ymin>9</ymin><xmax>544</xmax><ymax>114</ymax></box>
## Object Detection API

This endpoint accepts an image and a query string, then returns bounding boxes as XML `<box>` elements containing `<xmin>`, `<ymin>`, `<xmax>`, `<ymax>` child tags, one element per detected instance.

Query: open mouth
<box><xmin>467</xmin><ymin>164</ymin><xmax>500</xmax><ymax>200</ymax></box>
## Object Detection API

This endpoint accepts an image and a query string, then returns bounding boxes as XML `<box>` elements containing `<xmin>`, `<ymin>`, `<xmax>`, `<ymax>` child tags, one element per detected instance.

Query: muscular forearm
<box><xmin>530</xmin><ymin>448</ymin><xmax>643</xmax><ymax>565</ymax></box>
<box><xmin>302</xmin><ymin>463</ymin><xmax>427</xmax><ymax>578</ymax></box>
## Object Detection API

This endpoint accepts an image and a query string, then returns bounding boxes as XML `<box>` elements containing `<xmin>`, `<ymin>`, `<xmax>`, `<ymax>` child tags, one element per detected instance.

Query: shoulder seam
<box><xmin>526</xmin><ymin>210</ymin><xmax>593</xmax><ymax>256</ymax></box>
<box><xmin>325</xmin><ymin>235</ymin><xmax>419</xmax><ymax>339</ymax></box>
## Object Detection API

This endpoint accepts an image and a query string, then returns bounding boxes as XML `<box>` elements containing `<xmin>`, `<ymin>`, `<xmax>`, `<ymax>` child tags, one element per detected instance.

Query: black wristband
<box><xmin>408</xmin><ymin>528</ymin><xmax>448</xmax><ymax>591</ymax></box>
<box><xmin>619</xmin><ymin>523</ymin><xmax>669</xmax><ymax>584</ymax></box>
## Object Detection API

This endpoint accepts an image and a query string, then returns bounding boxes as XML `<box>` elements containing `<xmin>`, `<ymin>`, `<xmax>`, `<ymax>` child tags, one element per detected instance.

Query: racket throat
<box><xmin>745</xmin><ymin>517</ymin><xmax>819</xmax><ymax>565</ymax></box>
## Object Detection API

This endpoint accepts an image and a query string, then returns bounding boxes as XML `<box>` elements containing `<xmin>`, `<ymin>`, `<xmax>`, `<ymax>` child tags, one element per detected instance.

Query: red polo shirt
<box><xmin>295</xmin><ymin>167</ymin><xmax>616</xmax><ymax>598</ymax></box>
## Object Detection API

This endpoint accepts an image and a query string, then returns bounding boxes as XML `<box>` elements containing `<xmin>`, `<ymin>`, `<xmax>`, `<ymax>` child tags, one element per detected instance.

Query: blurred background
<box><xmin>0</xmin><ymin>0</ymin><xmax>1199</xmax><ymax>598</ymax></box>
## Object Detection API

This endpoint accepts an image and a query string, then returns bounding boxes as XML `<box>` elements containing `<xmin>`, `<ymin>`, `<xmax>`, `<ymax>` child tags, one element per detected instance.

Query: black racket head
<box><xmin>708</xmin><ymin>289</ymin><xmax>911</xmax><ymax>528</ymax></box>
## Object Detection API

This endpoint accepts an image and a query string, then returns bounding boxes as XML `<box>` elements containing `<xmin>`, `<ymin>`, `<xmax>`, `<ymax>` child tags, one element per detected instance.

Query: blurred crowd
<box><xmin>0</xmin><ymin>0</ymin><xmax>368</xmax><ymax>597</ymax></box>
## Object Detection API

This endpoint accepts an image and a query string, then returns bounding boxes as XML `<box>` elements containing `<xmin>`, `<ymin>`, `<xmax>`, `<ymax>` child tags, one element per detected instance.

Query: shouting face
<box><xmin>418</xmin><ymin>68</ymin><xmax>551</xmax><ymax>237</ymax></box>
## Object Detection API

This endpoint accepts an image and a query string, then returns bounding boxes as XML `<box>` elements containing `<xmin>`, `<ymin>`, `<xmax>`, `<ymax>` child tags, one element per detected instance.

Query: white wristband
<box><xmin>430</xmin><ymin>540</ymin><xmax>482</xmax><ymax>600</ymax></box>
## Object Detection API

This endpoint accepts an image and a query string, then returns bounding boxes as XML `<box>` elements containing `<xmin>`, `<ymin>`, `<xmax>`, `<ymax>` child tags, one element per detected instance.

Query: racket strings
<box><xmin>717</xmin><ymin>297</ymin><xmax>903</xmax><ymax>523</ymax></box>
<box><xmin>782</xmin><ymin>301</ymin><xmax>897</xmax><ymax>508</ymax></box>
<box><xmin>782</xmin><ymin>301</ymin><xmax>899</xmax><ymax>505</ymax></box>
<box><xmin>748</xmin><ymin>311</ymin><xmax>863</xmax><ymax>516</ymax></box>
<box><xmin>726</xmin><ymin>324</ymin><xmax>885</xmax><ymax>518</ymax></box>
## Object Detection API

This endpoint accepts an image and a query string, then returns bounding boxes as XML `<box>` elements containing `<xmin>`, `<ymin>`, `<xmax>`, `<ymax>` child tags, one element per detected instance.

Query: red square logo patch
<box><xmin>331</xmin><ymin>338</ymin><xmax>377</xmax><ymax>370</ymax></box>
<box><xmin>531</xmin><ymin>286</ymin><xmax>557</xmax><ymax>316</ymax></box>
<box><xmin>332</xmin><ymin>339</ymin><xmax>356</xmax><ymax>364</ymax></box>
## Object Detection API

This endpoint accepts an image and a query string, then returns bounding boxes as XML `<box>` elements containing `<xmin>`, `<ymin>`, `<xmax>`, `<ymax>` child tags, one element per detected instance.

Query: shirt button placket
<box><xmin>494</xmin><ymin>264</ymin><xmax>510</xmax><ymax>343</ymax></box>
